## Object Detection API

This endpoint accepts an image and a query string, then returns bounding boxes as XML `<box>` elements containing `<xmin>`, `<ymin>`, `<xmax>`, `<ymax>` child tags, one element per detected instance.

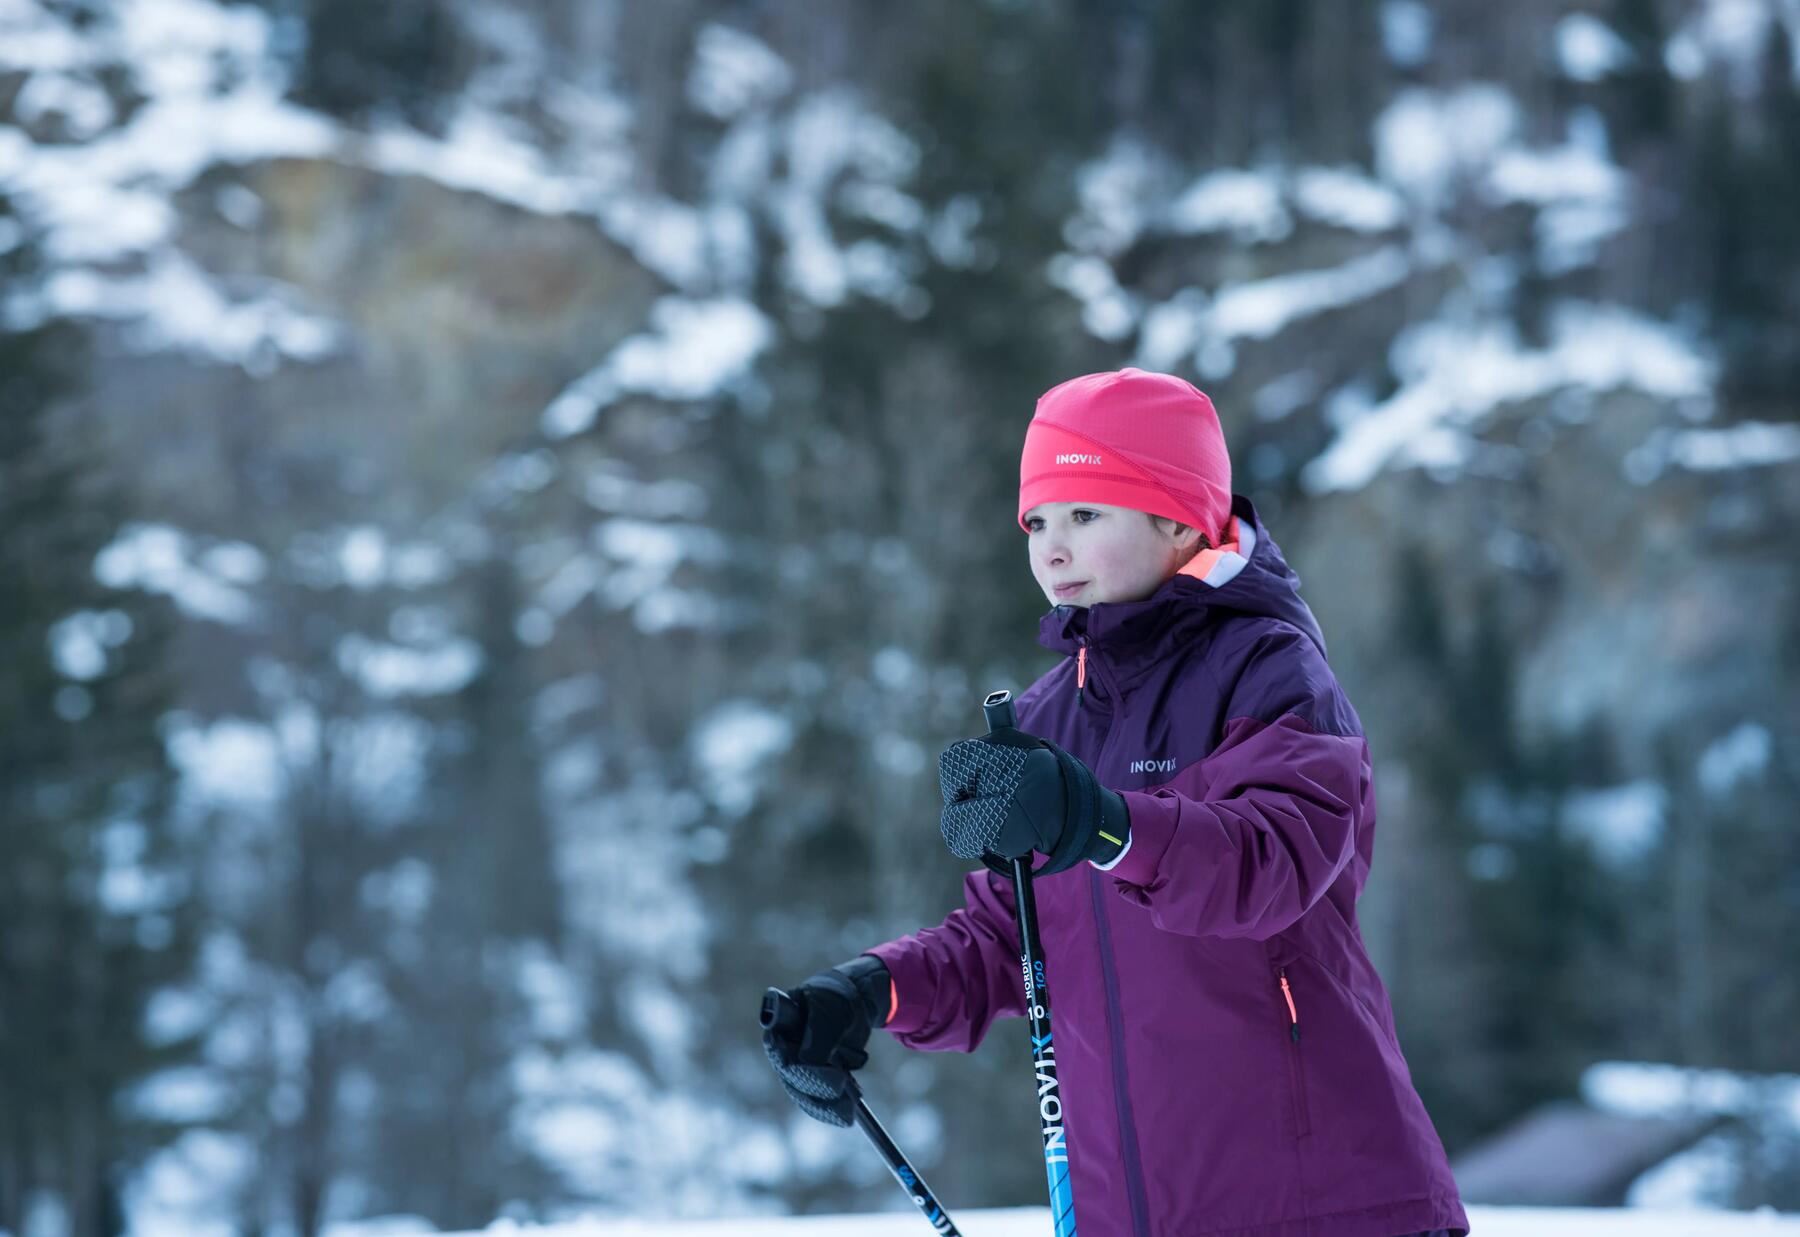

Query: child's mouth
<box><xmin>1053</xmin><ymin>581</ymin><xmax>1086</xmax><ymax>597</ymax></box>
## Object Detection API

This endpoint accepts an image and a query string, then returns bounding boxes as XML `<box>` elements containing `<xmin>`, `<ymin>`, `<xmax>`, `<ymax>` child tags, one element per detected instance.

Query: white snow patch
<box><xmin>126</xmin><ymin>1066</ymin><xmax>232</xmax><ymax>1123</ymax></box>
<box><xmin>48</xmin><ymin>608</ymin><xmax>133</xmax><ymax>680</ymax></box>
<box><xmin>1381</xmin><ymin>1</ymin><xmax>1433</xmax><ymax>67</ymax></box>
<box><xmin>1697</xmin><ymin>722</ymin><xmax>1774</xmax><ymax>798</ymax></box>
<box><xmin>26</xmin><ymin>251</ymin><xmax>342</xmax><ymax>369</ymax></box>
<box><xmin>331</xmin><ymin>711</ymin><xmax>432</xmax><ymax>824</ymax></box>
<box><xmin>1304</xmin><ymin>303</ymin><xmax>1714</xmax><ymax>492</ymax></box>
<box><xmin>1134</xmin><ymin>288</ymin><xmax>1209</xmax><ymax>373</ymax></box>
<box><xmin>1670</xmin><ymin>422</ymin><xmax>1800</xmax><ymax>471</ymax></box>
<box><xmin>510</xmin><ymin>1043</ymin><xmax>790</xmax><ymax>1207</ymax></box>
<box><xmin>94</xmin><ymin>524</ymin><xmax>259</xmax><ymax>624</ymax></box>
<box><xmin>1168</xmin><ymin>168</ymin><xmax>1290</xmax><ymax>243</ymax></box>
<box><xmin>335</xmin><ymin>634</ymin><xmax>483</xmax><ymax>698</ymax></box>
<box><xmin>600</xmin><ymin>194</ymin><xmax>742</xmax><ymax>290</ymax></box>
<box><xmin>0</xmin><ymin>0</ymin><xmax>100</xmax><ymax>73</ymax></box>
<box><xmin>1627</xmin><ymin>1131</ymin><xmax>1745</xmax><ymax>1209</ymax></box>
<box><xmin>688</xmin><ymin>23</ymin><xmax>792</xmax><ymax>120</ymax></box>
<box><xmin>1210</xmin><ymin>246</ymin><xmax>1411</xmax><ymax>342</ymax></box>
<box><xmin>1557</xmin><ymin>14</ymin><xmax>1634</xmax><ymax>81</ymax></box>
<box><xmin>1134</xmin><ymin>247</ymin><xmax>1409</xmax><ymax>376</ymax></box>
<box><xmin>1487</xmin><ymin>113</ymin><xmax>1624</xmax><ymax>207</ymax></box>
<box><xmin>199</xmin><ymin>541</ymin><xmax>266</xmax><ymax>585</ymax></box>
<box><xmin>1375</xmin><ymin>86</ymin><xmax>1518</xmax><ymax>208</ymax></box>
<box><xmin>841</xmin><ymin>181</ymin><xmax>926</xmax><ymax>233</ymax></box>
<box><xmin>1585</xmin><ymin>1060</ymin><xmax>1800</xmax><ymax>1129</ymax></box>
<box><xmin>165</xmin><ymin>715</ymin><xmax>283</xmax><ymax>810</ymax></box>
<box><xmin>0</xmin><ymin>0</ymin><xmax>339</xmax><ymax>278</ymax></box>
<box><xmin>143</xmin><ymin>986</ymin><xmax>210</xmax><ymax>1047</ymax></box>
<box><xmin>583</xmin><ymin>472</ymin><xmax>710</xmax><ymax>520</ymax></box>
<box><xmin>1672</xmin><ymin>0</ymin><xmax>1787</xmax><ymax>93</ymax></box>
<box><xmin>1066</xmin><ymin>138</ymin><xmax>1160</xmax><ymax>256</ymax></box>
<box><xmin>1293</xmin><ymin>167</ymin><xmax>1407</xmax><ymax>232</ymax></box>
<box><xmin>338</xmin><ymin>527</ymin><xmax>387</xmax><ymax>590</ymax></box>
<box><xmin>1047</xmin><ymin>253</ymin><xmax>1137</xmax><ymax>341</ymax></box>
<box><xmin>14</xmin><ymin>69</ymin><xmax>116</xmax><ymax>139</ymax></box>
<box><xmin>1623</xmin><ymin>420</ymin><xmax>1800</xmax><ymax>483</ymax></box>
<box><xmin>1561</xmin><ymin>781</ymin><xmax>1667</xmax><ymax>868</ymax></box>
<box><xmin>767</xmin><ymin>91</ymin><xmax>919</xmax><ymax>307</ymax></box>
<box><xmin>94</xmin><ymin>819</ymin><xmax>180</xmax><ymax>916</ymax></box>
<box><xmin>516</xmin><ymin>942</ymin><xmax>586</xmax><ymax>1042</ymax></box>
<box><xmin>536</xmin><ymin>552</ymin><xmax>601</xmax><ymax>619</ymax></box>
<box><xmin>366</xmin><ymin>108</ymin><xmax>584</xmax><ymax>216</ymax></box>
<box><xmin>593</xmin><ymin>519</ymin><xmax>731</xmax><ymax>631</ymax></box>
<box><xmin>124</xmin><ymin>1128</ymin><xmax>256</xmax><ymax>1237</ymax></box>
<box><xmin>1487</xmin><ymin>109</ymin><xmax>1630</xmax><ymax>273</ymax></box>
<box><xmin>542</xmin><ymin>297</ymin><xmax>773</xmax><ymax>438</ymax></box>
<box><xmin>360</xmin><ymin>858</ymin><xmax>434</xmax><ymax>925</ymax></box>
<box><xmin>691</xmin><ymin>699</ymin><xmax>795</xmax><ymax>818</ymax></box>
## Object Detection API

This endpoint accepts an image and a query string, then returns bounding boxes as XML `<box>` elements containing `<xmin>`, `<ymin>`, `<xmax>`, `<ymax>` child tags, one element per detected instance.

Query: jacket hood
<box><xmin>1036</xmin><ymin>494</ymin><xmax>1327</xmax><ymax>661</ymax></box>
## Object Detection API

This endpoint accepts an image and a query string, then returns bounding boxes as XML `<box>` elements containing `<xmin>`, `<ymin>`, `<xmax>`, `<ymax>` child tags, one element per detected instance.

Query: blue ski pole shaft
<box><xmin>981</xmin><ymin>689</ymin><xmax>1077</xmax><ymax>1237</ymax></box>
<box><xmin>759</xmin><ymin>988</ymin><xmax>963</xmax><ymax>1236</ymax></box>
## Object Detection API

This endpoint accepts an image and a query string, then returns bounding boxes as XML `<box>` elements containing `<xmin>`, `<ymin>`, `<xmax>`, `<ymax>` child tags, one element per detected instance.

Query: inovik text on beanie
<box><xmin>1017</xmin><ymin>368</ymin><xmax>1232</xmax><ymax>544</ymax></box>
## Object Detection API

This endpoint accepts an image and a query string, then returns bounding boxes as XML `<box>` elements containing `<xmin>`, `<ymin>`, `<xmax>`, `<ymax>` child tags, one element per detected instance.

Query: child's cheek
<box><xmin>1084</xmin><ymin>537</ymin><xmax>1128</xmax><ymax>588</ymax></box>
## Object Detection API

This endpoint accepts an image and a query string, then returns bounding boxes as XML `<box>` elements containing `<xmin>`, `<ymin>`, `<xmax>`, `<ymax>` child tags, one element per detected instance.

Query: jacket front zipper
<box><xmin>1092</xmin><ymin>871</ymin><xmax>1153</xmax><ymax>1237</ymax></box>
<box><xmin>1076</xmin><ymin>650</ymin><xmax>1146</xmax><ymax>1233</ymax></box>
<box><xmin>1075</xmin><ymin>636</ymin><xmax>1118</xmax><ymax>710</ymax></box>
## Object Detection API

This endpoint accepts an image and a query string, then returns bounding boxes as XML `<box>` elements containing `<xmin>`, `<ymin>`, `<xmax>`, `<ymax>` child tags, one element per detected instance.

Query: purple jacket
<box><xmin>869</xmin><ymin>497</ymin><xmax>1468</xmax><ymax>1237</ymax></box>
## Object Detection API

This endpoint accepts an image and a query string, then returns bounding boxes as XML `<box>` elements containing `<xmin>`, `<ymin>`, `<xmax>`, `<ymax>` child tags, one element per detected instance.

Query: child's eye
<box><xmin>1024</xmin><ymin>512</ymin><xmax>1096</xmax><ymax>532</ymax></box>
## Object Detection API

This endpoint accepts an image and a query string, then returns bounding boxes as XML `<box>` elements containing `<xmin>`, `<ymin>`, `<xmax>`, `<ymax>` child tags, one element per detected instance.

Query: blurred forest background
<box><xmin>2</xmin><ymin>0</ymin><xmax>1798</xmax><ymax>1233</ymax></box>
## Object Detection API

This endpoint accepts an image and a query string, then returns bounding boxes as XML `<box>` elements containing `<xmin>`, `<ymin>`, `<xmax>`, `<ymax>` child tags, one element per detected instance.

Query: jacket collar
<box><xmin>1035</xmin><ymin>494</ymin><xmax>1324</xmax><ymax>661</ymax></box>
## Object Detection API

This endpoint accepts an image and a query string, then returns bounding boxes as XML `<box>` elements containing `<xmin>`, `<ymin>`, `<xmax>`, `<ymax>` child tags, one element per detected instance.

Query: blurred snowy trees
<box><xmin>1</xmin><ymin>0</ymin><xmax>1798</xmax><ymax>1232</ymax></box>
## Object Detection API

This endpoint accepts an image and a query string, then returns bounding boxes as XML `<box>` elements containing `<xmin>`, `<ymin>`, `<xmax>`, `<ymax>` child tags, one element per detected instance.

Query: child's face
<box><xmin>1023</xmin><ymin>501</ymin><xmax>1191</xmax><ymax>609</ymax></box>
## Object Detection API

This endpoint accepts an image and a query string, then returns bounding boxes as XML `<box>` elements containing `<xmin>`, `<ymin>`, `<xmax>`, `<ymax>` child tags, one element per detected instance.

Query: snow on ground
<box><xmin>391</xmin><ymin>1203</ymin><xmax>1800</xmax><ymax>1237</ymax></box>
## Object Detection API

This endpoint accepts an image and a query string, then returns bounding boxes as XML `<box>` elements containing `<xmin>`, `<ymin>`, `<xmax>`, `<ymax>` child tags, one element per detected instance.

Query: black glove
<box><xmin>761</xmin><ymin>954</ymin><xmax>890</xmax><ymax>1126</ymax></box>
<box><xmin>938</xmin><ymin>725</ymin><xmax>1130</xmax><ymax>876</ymax></box>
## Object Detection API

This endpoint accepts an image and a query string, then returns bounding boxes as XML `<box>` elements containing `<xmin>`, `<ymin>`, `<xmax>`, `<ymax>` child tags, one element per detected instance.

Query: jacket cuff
<box><xmin>1102</xmin><ymin>790</ymin><xmax>1179</xmax><ymax>887</ymax></box>
<box><xmin>861</xmin><ymin>942</ymin><xmax>929</xmax><ymax>1035</ymax></box>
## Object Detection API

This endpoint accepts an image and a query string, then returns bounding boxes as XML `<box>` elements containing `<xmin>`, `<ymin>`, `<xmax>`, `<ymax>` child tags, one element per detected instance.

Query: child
<box><xmin>763</xmin><ymin>369</ymin><xmax>1469</xmax><ymax>1237</ymax></box>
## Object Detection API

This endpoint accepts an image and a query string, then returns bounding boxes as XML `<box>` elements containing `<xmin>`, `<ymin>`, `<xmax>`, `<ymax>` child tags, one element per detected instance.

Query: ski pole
<box><xmin>980</xmin><ymin>689</ymin><xmax>1077</xmax><ymax>1237</ymax></box>
<box><xmin>760</xmin><ymin>987</ymin><xmax>963</xmax><ymax>1235</ymax></box>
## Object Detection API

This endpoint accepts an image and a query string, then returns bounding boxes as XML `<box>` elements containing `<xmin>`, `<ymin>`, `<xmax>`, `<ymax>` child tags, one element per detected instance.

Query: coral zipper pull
<box><xmin>1076</xmin><ymin>642</ymin><xmax>1088</xmax><ymax>708</ymax></box>
<box><xmin>1279</xmin><ymin>969</ymin><xmax>1300</xmax><ymax>1043</ymax></box>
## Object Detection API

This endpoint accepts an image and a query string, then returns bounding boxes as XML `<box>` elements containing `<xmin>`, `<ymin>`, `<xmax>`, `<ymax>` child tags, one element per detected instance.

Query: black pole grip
<box><xmin>983</xmin><ymin>688</ymin><xmax>1016</xmax><ymax>732</ymax></box>
<box><xmin>760</xmin><ymin>987</ymin><xmax>802</xmax><ymax>1037</ymax></box>
<box><xmin>976</xmin><ymin>690</ymin><xmax>1021</xmax><ymax>877</ymax></box>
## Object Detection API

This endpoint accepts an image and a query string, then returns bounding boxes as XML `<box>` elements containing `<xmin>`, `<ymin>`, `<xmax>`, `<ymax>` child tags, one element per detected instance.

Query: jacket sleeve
<box><xmin>863</xmin><ymin>865</ymin><xmax>1025</xmax><ymax>1052</ymax></box>
<box><xmin>1101</xmin><ymin>626</ymin><xmax>1368</xmax><ymax>941</ymax></box>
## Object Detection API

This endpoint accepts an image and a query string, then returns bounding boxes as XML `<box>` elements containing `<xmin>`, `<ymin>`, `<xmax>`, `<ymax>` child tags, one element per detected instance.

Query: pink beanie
<box><xmin>1017</xmin><ymin>368</ymin><xmax>1232</xmax><ymax>542</ymax></box>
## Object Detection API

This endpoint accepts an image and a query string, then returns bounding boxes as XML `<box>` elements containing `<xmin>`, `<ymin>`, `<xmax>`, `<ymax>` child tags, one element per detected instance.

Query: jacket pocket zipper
<box><xmin>1278</xmin><ymin>967</ymin><xmax>1311</xmax><ymax>1137</ymax></box>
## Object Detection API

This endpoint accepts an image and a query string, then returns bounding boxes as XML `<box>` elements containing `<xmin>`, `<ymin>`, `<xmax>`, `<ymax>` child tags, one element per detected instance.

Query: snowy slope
<box><xmin>413</xmin><ymin>1203</ymin><xmax>1800</xmax><ymax>1236</ymax></box>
